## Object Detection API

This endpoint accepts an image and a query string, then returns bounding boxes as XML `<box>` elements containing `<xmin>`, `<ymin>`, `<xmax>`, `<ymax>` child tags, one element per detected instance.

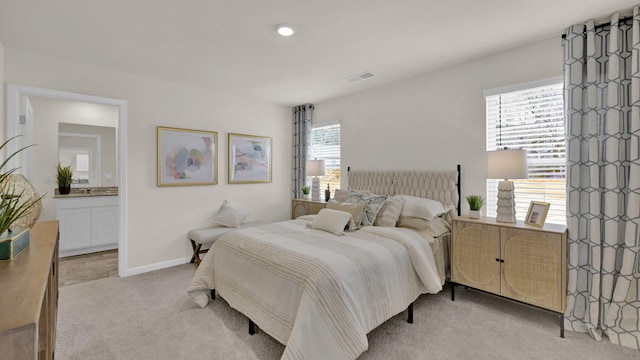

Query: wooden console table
<box><xmin>0</xmin><ymin>221</ymin><xmax>60</xmax><ymax>360</ymax></box>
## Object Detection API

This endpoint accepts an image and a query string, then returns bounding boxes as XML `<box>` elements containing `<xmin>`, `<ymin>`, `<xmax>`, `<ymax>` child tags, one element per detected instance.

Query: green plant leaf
<box><xmin>56</xmin><ymin>163</ymin><xmax>74</xmax><ymax>187</ymax></box>
<box><xmin>465</xmin><ymin>195</ymin><xmax>484</xmax><ymax>211</ymax></box>
<box><xmin>0</xmin><ymin>136</ymin><xmax>43</xmax><ymax>234</ymax></box>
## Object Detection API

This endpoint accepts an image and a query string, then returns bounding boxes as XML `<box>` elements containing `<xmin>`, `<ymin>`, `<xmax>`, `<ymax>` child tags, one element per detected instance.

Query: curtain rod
<box><xmin>561</xmin><ymin>15</ymin><xmax>633</xmax><ymax>39</ymax></box>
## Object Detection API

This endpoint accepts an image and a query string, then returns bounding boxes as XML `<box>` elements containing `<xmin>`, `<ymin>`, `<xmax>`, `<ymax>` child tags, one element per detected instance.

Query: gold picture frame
<box><xmin>525</xmin><ymin>201</ymin><xmax>550</xmax><ymax>227</ymax></box>
<box><xmin>228</xmin><ymin>133</ymin><xmax>272</xmax><ymax>184</ymax></box>
<box><xmin>157</xmin><ymin>126</ymin><xmax>218</xmax><ymax>186</ymax></box>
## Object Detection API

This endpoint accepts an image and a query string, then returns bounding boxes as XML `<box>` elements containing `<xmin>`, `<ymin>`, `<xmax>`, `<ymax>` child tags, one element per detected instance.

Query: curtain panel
<box><xmin>292</xmin><ymin>104</ymin><xmax>314</xmax><ymax>199</ymax></box>
<box><xmin>563</xmin><ymin>7</ymin><xmax>640</xmax><ymax>350</ymax></box>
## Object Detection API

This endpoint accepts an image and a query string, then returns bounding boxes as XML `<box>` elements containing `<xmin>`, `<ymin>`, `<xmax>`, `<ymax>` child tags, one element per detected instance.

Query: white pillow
<box><xmin>211</xmin><ymin>200</ymin><xmax>249</xmax><ymax>227</ymax></box>
<box><xmin>310</xmin><ymin>209</ymin><xmax>352</xmax><ymax>235</ymax></box>
<box><xmin>395</xmin><ymin>195</ymin><xmax>446</xmax><ymax>220</ymax></box>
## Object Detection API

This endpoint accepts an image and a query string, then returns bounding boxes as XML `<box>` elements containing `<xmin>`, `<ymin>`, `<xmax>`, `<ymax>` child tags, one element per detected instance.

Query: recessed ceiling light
<box><xmin>345</xmin><ymin>71</ymin><xmax>375</xmax><ymax>82</ymax></box>
<box><xmin>276</xmin><ymin>24</ymin><xmax>296</xmax><ymax>37</ymax></box>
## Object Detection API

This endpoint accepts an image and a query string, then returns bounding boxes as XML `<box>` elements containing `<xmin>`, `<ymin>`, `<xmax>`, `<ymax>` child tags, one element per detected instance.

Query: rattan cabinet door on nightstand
<box><xmin>291</xmin><ymin>199</ymin><xmax>327</xmax><ymax>219</ymax></box>
<box><xmin>451</xmin><ymin>220</ymin><xmax>501</xmax><ymax>294</ymax></box>
<box><xmin>500</xmin><ymin>227</ymin><xmax>565</xmax><ymax>312</ymax></box>
<box><xmin>451</xmin><ymin>217</ymin><xmax>567</xmax><ymax>313</ymax></box>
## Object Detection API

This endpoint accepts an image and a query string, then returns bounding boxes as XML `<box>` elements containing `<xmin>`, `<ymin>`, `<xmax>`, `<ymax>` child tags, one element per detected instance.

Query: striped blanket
<box><xmin>187</xmin><ymin>218</ymin><xmax>442</xmax><ymax>360</ymax></box>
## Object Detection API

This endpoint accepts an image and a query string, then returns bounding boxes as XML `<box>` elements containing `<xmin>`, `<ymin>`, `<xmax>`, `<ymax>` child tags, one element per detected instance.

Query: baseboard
<box><xmin>122</xmin><ymin>256</ymin><xmax>191</xmax><ymax>277</ymax></box>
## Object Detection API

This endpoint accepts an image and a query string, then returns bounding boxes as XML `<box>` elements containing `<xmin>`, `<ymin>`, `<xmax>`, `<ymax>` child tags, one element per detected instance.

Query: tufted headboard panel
<box><xmin>348</xmin><ymin>165</ymin><xmax>461</xmax><ymax>215</ymax></box>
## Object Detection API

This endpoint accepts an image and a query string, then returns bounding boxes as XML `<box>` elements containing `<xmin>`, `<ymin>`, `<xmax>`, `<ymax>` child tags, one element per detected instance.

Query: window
<box><xmin>309</xmin><ymin>124</ymin><xmax>340</xmax><ymax>196</ymax></box>
<box><xmin>485</xmin><ymin>79</ymin><xmax>565</xmax><ymax>225</ymax></box>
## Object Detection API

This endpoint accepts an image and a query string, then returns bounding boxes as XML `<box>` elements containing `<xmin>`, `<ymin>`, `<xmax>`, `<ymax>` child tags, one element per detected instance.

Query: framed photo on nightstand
<box><xmin>525</xmin><ymin>201</ymin><xmax>550</xmax><ymax>227</ymax></box>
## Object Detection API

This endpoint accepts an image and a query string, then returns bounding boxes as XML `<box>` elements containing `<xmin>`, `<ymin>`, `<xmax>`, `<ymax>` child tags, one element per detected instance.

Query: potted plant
<box><xmin>301</xmin><ymin>185</ymin><xmax>311</xmax><ymax>198</ymax></box>
<box><xmin>56</xmin><ymin>163</ymin><xmax>74</xmax><ymax>195</ymax></box>
<box><xmin>466</xmin><ymin>195</ymin><xmax>484</xmax><ymax>219</ymax></box>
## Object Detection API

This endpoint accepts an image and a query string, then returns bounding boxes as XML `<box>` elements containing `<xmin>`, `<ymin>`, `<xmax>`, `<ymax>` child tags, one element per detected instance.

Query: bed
<box><xmin>188</xmin><ymin>166</ymin><xmax>460</xmax><ymax>360</ymax></box>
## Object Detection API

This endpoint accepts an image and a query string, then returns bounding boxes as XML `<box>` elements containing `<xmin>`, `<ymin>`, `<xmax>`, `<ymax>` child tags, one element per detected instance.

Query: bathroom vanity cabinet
<box><xmin>56</xmin><ymin>194</ymin><xmax>118</xmax><ymax>257</ymax></box>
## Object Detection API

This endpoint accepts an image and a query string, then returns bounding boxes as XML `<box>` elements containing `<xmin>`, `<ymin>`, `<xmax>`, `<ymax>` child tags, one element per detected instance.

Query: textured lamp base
<box><xmin>311</xmin><ymin>177</ymin><xmax>321</xmax><ymax>201</ymax></box>
<box><xmin>496</xmin><ymin>180</ymin><xmax>517</xmax><ymax>223</ymax></box>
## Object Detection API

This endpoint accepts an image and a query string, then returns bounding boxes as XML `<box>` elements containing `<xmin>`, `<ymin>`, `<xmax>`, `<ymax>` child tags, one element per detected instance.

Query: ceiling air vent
<box><xmin>345</xmin><ymin>71</ymin><xmax>375</xmax><ymax>82</ymax></box>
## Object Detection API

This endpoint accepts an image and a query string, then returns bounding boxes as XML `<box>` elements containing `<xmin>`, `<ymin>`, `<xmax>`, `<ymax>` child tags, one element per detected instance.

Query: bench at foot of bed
<box><xmin>188</xmin><ymin>221</ymin><xmax>266</xmax><ymax>265</ymax></box>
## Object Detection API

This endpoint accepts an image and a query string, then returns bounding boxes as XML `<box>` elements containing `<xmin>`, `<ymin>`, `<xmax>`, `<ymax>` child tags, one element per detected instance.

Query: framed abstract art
<box><xmin>228</xmin><ymin>133</ymin><xmax>272</xmax><ymax>184</ymax></box>
<box><xmin>157</xmin><ymin>126</ymin><xmax>218</xmax><ymax>186</ymax></box>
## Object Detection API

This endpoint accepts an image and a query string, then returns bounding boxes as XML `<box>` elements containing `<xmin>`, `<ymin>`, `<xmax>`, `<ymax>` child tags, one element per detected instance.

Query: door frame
<box><xmin>6</xmin><ymin>84</ymin><xmax>128</xmax><ymax>277</ymax></box>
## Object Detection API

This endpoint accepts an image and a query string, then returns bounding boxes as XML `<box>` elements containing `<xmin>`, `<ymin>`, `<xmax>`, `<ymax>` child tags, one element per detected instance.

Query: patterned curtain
<box><xmin>292</xmin><ymin>104</ymin><xmax>314</xmax><ymax>199</ymax></box>
<box><xmin>563</xmin><ymin>8</ymin><xmax>640</xmax><ymax>350</ymax></box>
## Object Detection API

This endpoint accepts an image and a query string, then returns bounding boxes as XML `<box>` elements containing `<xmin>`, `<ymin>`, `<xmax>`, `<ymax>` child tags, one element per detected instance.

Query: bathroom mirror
<box><xmin>58</xmin><ymin>123</ymin><xmax>117</xmax><ymax>187</ymax></box>
<box><xmin>59</xmin><ymin>148</ymin><xmax>91</xmax><ymax>184</ymax></box>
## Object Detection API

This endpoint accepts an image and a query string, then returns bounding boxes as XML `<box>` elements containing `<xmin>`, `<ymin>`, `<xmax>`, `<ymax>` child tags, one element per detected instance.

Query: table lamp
<box><xmin>306</xmin><ymin>159</ymin><xmax>325</xmax><ymax>201</ymax></box>
<box><xmin>487</xmin><ymin>148</ymin><xmax>528</xmax><ymax>223</ymax></box>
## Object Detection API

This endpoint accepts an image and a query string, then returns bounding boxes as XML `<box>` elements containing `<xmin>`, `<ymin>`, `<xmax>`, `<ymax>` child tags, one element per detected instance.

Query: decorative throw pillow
<box><xmin>374</xmin><ymin>196</ymin><xmax>405</xmax><ymax>227</ymax></box>
<box><xmin>349</xmin><ymin>189</ymin><xmax>373</xmax><ymax>197</ymax></box>
<box><xmin>334</xmin><ymin>189</ymin><xmax>349</xmax><ymax>202</ymax></box>
<box><xmin>211</xmin><ymin>200</ymin><xmax>249</xmax><ymax>227</ymax></box>
<box><xmin>346</xmin><ymin>193</ymin><xmax>388</xmax><ymax>226</ymax></box>
<box><xmin>396</xmin><ymin>216</ymin><xmax>430</xmax><ymax>230</ymax></box>
<box><xmin>394</xmin><ymin>195</ymin><xmax>446</xmax><ymax>220</ymax></box>
<box><xmin>326</xmin><ymin>200</ymin><xmax>366</xmax><ymax>230</ymax></box>
<box><xmin>396</xmin><ymin>216</ymin><xmax>451</xmax><ymax>237</ymax></box>
<box><xmin>310</xmin><ymin>209</ymin><xmax>352</xmax><ymax>236</ymax></box>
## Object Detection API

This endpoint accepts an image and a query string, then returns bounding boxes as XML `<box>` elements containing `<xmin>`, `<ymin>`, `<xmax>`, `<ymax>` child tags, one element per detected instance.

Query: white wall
<box><xmin>2</xmin><ymin>36</ymin><xmax>562</xmax><ymax>271</ymax></box>
<box><xmin>314</xmin><ymin>37</ymin><xmax>563</xmax><ymax>214</ymax></box>
<box><xmin>3</xmin><ymin>48</ymin><xmax>291</xmax><ymax>273</ymax></box>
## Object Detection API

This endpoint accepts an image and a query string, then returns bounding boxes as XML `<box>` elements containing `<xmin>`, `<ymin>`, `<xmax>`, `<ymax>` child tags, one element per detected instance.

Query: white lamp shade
<box><xmin>306</xmin><ymin>159</ymin><xmax>326</xmax><ymax>177</ymax></box>
<box><xmin>487</xmin><ymin>149</ymin><xmax>528</xmax><ymax>180</ymax></box>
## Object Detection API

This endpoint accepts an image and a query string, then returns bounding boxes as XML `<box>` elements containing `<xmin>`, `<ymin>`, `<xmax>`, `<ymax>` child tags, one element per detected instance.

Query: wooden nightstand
<box><xmin>291</xmin><ymin>198</ymin><xmax>327</xmax><ymax>219</ymax></box>
<box><xmin>450</xmin><ymin>216</ymin><xmax>567</xmax><ymax>337</ymax></box>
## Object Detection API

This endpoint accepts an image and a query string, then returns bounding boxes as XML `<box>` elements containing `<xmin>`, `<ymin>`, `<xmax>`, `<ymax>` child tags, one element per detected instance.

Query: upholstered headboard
<box><xmin>347</xmin><ymin>165</ymin><xmax>461</xmax><ymax>216</ymax></box>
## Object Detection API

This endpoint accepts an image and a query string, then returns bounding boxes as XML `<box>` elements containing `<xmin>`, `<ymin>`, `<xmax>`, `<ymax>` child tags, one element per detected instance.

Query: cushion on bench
<box><xmin>188</xmin><ymin>220</ymin><xmax>265</xmax><ymax>245</ymax></box>
<box><xmin>188</xmin><ymin>221</ymin><xmax>266</xmax><ymax>265</ymax></box>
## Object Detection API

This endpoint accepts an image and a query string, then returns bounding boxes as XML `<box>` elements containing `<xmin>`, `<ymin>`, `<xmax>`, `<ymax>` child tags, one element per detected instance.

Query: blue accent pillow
<box><xmin>346</xmin><ymin>194</ymin><xmax>388</xmax><ymax>226</ymax></box>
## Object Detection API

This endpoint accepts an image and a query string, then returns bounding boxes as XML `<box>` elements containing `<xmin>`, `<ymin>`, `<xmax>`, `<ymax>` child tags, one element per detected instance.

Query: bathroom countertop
<box><xmin>53</xmin><ymin>187</ymin><xmax>118</xmax><ymax>199</ymax></box>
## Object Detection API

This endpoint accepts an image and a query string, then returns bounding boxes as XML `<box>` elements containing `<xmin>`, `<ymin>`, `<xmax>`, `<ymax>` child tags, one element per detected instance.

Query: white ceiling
<box><xmin>1</xmin><ymin>0</ymin><xmax>638</xmax><ymax>106</ymax></box>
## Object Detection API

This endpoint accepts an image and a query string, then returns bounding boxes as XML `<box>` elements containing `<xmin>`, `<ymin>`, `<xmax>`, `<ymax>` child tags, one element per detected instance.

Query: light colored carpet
<box><xmin>55</xmin><ymin>263</ymin><xmax>639</xmax><ymax>360</ymax></box>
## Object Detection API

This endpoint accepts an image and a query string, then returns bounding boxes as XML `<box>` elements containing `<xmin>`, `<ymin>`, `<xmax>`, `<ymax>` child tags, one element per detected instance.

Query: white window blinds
<box><xmin>485</xmin><ymin>80</ymin><xmax>566</xmax><ymax>225</ymax></box>
<box><xmin>310</xmin><ymin>124</ymin><xmax>341</xmax><ymax>195</ymax></box>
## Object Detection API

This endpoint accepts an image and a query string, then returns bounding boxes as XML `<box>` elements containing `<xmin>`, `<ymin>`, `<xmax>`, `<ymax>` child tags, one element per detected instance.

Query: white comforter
<box><xmin>188</xmin><ymin>219</ymin><xmax>442</xmax><ymax>360</ymax></box>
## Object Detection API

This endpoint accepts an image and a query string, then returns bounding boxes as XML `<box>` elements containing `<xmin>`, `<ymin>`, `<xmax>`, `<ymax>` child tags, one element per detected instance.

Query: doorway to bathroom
<box><xmin>5</xmin><ymin>84</ymin><xmax>128</xmax><ymax>277</ymax></box>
